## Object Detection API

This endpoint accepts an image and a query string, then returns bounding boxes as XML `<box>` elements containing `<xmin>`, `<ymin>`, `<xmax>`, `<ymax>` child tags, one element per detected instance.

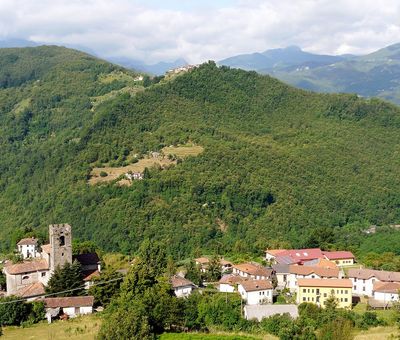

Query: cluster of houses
<box><xmin>166</xmin><ymin>64</ymin><xmax>199</xmax><ymax>75</ymax></box>
<box><xmin>170</xmin><ymin>247</ymin><xmax>400</xmax><ymax>320</ymax></box>
<box><xmin>2</xmin><ymin>224</ymin><xmax>100</xmax><ymax>321</ymax></box>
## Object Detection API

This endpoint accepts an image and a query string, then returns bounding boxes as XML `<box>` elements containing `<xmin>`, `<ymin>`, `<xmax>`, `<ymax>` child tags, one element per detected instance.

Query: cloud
<box><xmin>0</xmin><ymin>0</ymin><xmax>399</xmax><ymax>63</ymax></box>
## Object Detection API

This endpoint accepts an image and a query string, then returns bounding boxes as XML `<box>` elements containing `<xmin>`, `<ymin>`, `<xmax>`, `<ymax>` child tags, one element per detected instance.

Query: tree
<box><xmin>0</xmin><ymin>296</ymin><xmax>29</xmax><ymax>326</ymax></box>
<box><xmin>0</xmin><ymin>271</ymin><xmax>6</xmax><ymax>290</ymax></box>
<box><xmin>72</xmin><ymin>240</ymin><xmax>99</xmax><ymax>255</ymax></box>
<box><xmin>165</xmin><ymin>255</ymin><xmax>177</xmax><ymax>277</ymax></box>
<box><xmin>206</xmin><ymin>255</ymin><xmax>222</xmax><ymax>282</ymax></box>
<box><xmin>46</xmin><ymin>261</ymin><xmax>84</xmax><ymax>296</ymax></box>
<box><xmin>89</xmin><ymin>268</ymin><xmax>123</xmax><ymax>306</ymax></box>
<box><xmin>185</xmin><ymin>260</ymin><xmax>202</xmax><ymax>286</ymax></box>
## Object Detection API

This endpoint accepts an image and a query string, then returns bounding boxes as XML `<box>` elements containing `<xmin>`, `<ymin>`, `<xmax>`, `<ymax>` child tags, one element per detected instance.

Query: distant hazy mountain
<box><xmin>219</xmin><ymin>44</ymin><xmax>400</xmax><ymax>105</ymax></box>
<box><xmin>110</xmin><ymin>57</ymin><xmax>188</xmax><ymax>75</ymax></box>
<box><xmin>0</xmin><ymin>38</ymin><xmax>39</xmax><ymax>48</ymax></box>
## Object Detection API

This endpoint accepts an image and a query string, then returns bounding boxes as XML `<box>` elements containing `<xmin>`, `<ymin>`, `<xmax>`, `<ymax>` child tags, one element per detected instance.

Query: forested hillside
<box><xmin>1</xmin><ymin>46</ymin><xmax>400</xmax><ymax>258</ymax></box>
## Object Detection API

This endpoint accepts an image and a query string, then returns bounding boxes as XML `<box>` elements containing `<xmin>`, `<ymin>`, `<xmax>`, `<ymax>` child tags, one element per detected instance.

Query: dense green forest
<box><xmin>0</xmin><ymin>46</ymin><xmax>399</xmax><ymax>259</ymax></box>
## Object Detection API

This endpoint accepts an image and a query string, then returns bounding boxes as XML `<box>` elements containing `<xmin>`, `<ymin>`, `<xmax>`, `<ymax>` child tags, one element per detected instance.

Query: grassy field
<box><xmin>354</xmin><ymin>326</ymin><xmax>399</xmax><ymax>339</ymax></box>
<box><xmin>89</xmin><ymin>145</ymin><xmax>204</xmax><ymax>186</ymax></box>
<box><xmin>2</xmin><ymin>314</ymin><xmax>101</xmax><ymax>340</ymax></box>
<box><xmin>160</xmin><ymin>332</ymin><xmax>275</xmax><ymax>340</ymax></box>
<box><xmin>89</xmin><ymin>157</ymin><xmax>176</xmax><ymax>185</ymax></box>
<box><xmin>353</xmin><ymin>301</ymin><xmax>398</xmax><ymax>325</ymax></box>
<box><xmin>161</xmin><ymin>145</ymin><xmax>204</xmax><ymax>158</ymax></box>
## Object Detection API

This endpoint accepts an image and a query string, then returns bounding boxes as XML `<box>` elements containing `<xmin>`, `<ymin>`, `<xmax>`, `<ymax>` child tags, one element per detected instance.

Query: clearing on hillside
<box><xmin>88</xmin><ymin>145</ymin><xmax>204</xmax><ymax>186</ymax></box>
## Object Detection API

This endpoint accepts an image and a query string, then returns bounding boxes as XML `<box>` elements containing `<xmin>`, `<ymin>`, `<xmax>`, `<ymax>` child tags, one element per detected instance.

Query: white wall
<box><xmin>219</xmin><ymin>283</ymin><xmax>235</xmax><ymax>293</ymax></box>
<box><xmin>238</xmin><ymin>285</ymin><xmax>273</xmax><ymax>305</ymax></box>
<box><xmin>374</xmin><ymin>291</ymin><xmax>399</xmax><ymax>302</ymax></box>
<box><xmin>18</xmin><ymin>244</ymin><xmax>39</xmax><ymax>259</ymax></box>
<box><xmin>174</xmin><ymin>285</ymin><xmax>193</xmax><ymax>297</ymax></box>
<box><xmin>350</xmin><ymin>277</ymin><xmax>375</xmax><ymax>297</ymax></box>
<box><xmin>63</xmin><ymin>306</ymin><xmax>93</xmax><ymax>318</ymax></box>
<box><xmin>286</xmin><ymin>273</ymin><xmax>321</xmax><ymax>292</ymax></box>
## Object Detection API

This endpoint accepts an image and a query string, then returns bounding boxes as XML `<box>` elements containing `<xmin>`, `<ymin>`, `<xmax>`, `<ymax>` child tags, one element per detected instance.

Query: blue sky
<box><xmin>0</xmin><ymin>0</ymin><xmax>399</xmax><ymax>63</ymax></box>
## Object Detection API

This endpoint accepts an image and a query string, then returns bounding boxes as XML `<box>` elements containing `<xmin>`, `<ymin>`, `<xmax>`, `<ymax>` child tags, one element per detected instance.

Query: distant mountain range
<box><xmin>2</xmin><ymin>38</ymin><xmax>400</xmax><ymax>104</ymax></box>
<box><xmin>218</xmin><ymin>44</ymin><xmax>400</xmax><ymax>105</ymax></box>
<box><xmin>108</xmin><ymin>57</ymin><xmax>188</xmax><ymax>76</ymax></box>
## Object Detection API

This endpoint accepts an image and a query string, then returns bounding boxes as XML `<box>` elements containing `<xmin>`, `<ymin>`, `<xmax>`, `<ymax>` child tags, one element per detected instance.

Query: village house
<box><xmin>265</xmin><ymin>248</ymin><xmax>355</xmax><ymax>266</ymax></box>
<box><xmin>297</xmin><ymin>278</ymin><xmax>352</xmax><ymax>309</ymax></box>
<box><xmin>348</xmin><ymin>268</ymin><xmax>400</xmax><ymax>297</ymax></box>
<box><xmin>238</xmin><ymin>280</ymin><xmax>273</xmax><ymax>305</ymax></box>
<box><xmin>17</xmin><ymin>237</ymin><xmax>40</xmax><ymax>259</ymax></box>
<box><xmin>43</xmin><ymin>296</ymin><xmax>94</xmax><ymax>322</ymax></box>
<box><xmin>195</xmin><ymin>257</ymin><xmax>233</xmax><ymax>273</ymax></box>
<box><xmin>218</xmin><ymin>274</ymin><xmax>246</xmax><ymax>293</ymax></box>
<box><xmin>322</xmin><ymin>251</ymin><xmax>355</xmax><ymax>266</ymax></box>
<box><xmin>232</xmin><ymin>262</ymin><xmax>274</xmax><ymax>280</ymax></box>
<box><xmin>372</xmin><ymin>281</ymin><xmax>400</xmax><ymax>304</ymax></box>
<box><xmin>273</xmin><ymin>264</ymin><xmax>341</xmax><ymax>292</ymax></box>
<box><xmin>170</xmin><ymin>275</ymin><xmax>196</xmax><ymax>297</ymax></box>
<box><xmin>303</xmin><ymin>258</ymin><xmax>338</xmax><ymax>269</ymax></box>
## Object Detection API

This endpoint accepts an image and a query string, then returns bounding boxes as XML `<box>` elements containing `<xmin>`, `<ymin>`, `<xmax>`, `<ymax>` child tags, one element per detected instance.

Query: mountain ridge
<box><xmin>0</xmin><ymin>46</ymin><xmax>399</xmax><ymax>258</ymax></box>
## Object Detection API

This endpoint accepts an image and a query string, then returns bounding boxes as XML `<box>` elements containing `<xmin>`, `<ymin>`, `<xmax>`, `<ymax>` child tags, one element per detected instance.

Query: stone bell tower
<box><xmin>49</xmin><ymin>224</ymin><xmax>72</xmax><ymax>273</ymax></box>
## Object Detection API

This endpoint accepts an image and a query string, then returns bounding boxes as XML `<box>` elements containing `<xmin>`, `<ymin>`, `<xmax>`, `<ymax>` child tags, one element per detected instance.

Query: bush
<box><xmin>100</xmin><ymin>171</ymin><xmax>108</xmax><ymax>177</ymax></box>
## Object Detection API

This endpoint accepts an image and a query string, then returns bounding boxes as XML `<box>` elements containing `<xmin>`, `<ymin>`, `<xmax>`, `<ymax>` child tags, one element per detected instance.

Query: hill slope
<box><xmin>1</xmin><ymin>46</ymin><xmax>400</xmax><ymax>257</ymax></box>
<box><xmin>219</xmin><ymin>43</ymin><xmax>400</xmax><ymax>105</ymax></box>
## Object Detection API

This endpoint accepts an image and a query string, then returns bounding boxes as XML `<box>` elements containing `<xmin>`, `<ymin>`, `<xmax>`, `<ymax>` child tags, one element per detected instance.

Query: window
<box><xmin>22</xmin><ymin>275</ymin><xmax>29</xmax><ymax>280</ymax></box>
<box><xmin>303</xmin><ymin>297</ymin><xmax>306</xmax><ymax>301</ymax></box>
<box><xmin>283</xmin><ymin>275</ymin><xmax>287</xmax><ymax>282</ymax></box>
<box><xmin>323</xmin><ymin>293</ymin><xmax>327</xmax><ymax>297</ymax></box>
<box><xmin>353</xmin><ymin>286</ymin><xmax>356</xmax><ymax>290</ymax></box>
<box><xmin>312</xmin><ymin>289</ymin><xmax>314</xmax><ymax>293</ymax></box>
<box><xmin>363</xmin><ymin>287</ymin><xmax>365</xmax><ymax>292</ymax></box>
<box><xmin>303</xmin><ymin>289</ymin><xmax>306</xmax><ymax>293</ymax></box>
<box><xmin>59</xmin><ymin>235</ymin><xmax>65</xmax><ymax>246</ymax></box>
<box><xmin>341</xmin><ymin>290</ymin><xmax>343</xmax><ymax>294</ymax></box>
<box><xmin>316</xmin><ymin>289</ymin><xmax>320</xmax><ymax>294</ymax></box>
<box><xmin>344</xmin><ymin>298</ymin><xmax>348</xmax><ymax>302</ymax></box>
<box><xmin>41</xmin><ymin>272</ymin><xmax>46</xmax><ymax>277</ymax></box>
<box><xmin>74</xmin><ymin>307</ymin><xmax>80</xmax><ymax>315</ymax></box>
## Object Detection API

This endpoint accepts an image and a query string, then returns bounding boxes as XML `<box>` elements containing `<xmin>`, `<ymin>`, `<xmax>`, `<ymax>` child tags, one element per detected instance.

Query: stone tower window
<box><xmin>59</xmin><ymin>235</ymin><xmax>65</xmax><ymax>246</ymax></box>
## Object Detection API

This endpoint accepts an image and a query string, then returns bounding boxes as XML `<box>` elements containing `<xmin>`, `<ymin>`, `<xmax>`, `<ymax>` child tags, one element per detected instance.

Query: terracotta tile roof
<box><xmin>83</xmin><ymin>270</ymin><xmax>101</xmax><ymax>281</ymax></box>
<box><xmin>43</xmin><ymin>296</ymin><xmax>94</xmax><ymax>308</ymax></box>
<box><xmin>17</xmin><ymin>238</ymin><xmax>38</xmax><ymax>246</ymax></box>
<box><xmin>41</xmin><ymin>244</ymin><xmax>51</xmax><ymax>254</ymax></box>
<box><xmin>233</xmin><ymin>263</ymin><xmax>273</xmax><ymax>277</ymax></box>
<box><xmin>303</xmin><ymin>258</ymin><xmax>338</xmax><ymax>269</ymax></box>
<box><xmin>239</xmin><ymin>280</ymin><xmax>273</xmax><ymax>292</ymax></box>
<box><xmin>265</xmin><ymin>249</ymin><xmax>287</xmax><ymax>256</ymax></box>
<box><xmin>323</xmin><ymin>251</ymin><xmax>355</xmax><ymax>260</ymax></box>
<box><xmin>170</xmin><ymin>275</ymin><xmax>195</xmax><ymax>288</ymax></box>
<box><xmin>219</xmin><ymin>274</ymin><xmax>246</xmax><ymax>285</ymax></box>
<box><xmin>348</xmin><ymin>269</ymin><xmax>400</xmax><ymax>282</ymax></box>
<box><xmin>297</xmin><ymin>278</ymin><xmax>352</xmax><ymax>288</ymax></box>
<box><xmin>5</xmin><ymin>259</ymin><xmax>49</xmax><ymax>275</ymax></box>
<box><xmin>16</xmin><ymin>282</ymin><xmax>45</xmax><ymax>298</ymax></box>
<box><xmin>288</xmin><ymin>265</ymin><xmax>339</xmax><ymax>278</ymax></box>
<box><xmin>220</xmin><ymin>259</ymin><xmax>233</xmax><ymax>266</ymax></box>
<box><xmin>373</xmin><ymin>281</ymin><xmax>400</xmax><ymax>294</ymax></box>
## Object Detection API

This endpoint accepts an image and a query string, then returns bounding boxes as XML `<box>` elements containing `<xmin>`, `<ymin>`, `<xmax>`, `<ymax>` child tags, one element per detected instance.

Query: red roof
<box><xmin>17</xmin><ymin>238</ymin><xmax>38</xmax><ymax>246</ymax></box>
<box><xmin>297</xmin><ymin>278</ymin><xmax>352</xmax><ymax>288</ymax></box>
<box><xmin>16</xmin><ymin>282</ymin><xmax>45</xmax><ymax>298</ymax></box>
<box><xmin>275</xmin><ymin>248</ymin><xmax>323</xmax><ymax>264</ymax></box>
<box><xmin>239</xmin><ymin>280</ymin><xmax>273</xmax><ymax>292</ymax></box>
<box><xmin>43</xmin><ymin>296</ymin><xmax>94</xmax><ymax>308</ymax></box>
<box><xmin>323</xmin><ymin>251</ymin><xmax>355</xmax><ymax>260</ymax></box>
<box><xmin>170</xmin><ymin>275</ymin><xmax>195</xmax><ymax>288</ymax></box>
<box><xmin>5</xmin><ymin>259</ymin><xmax>49</xmax><ymax>275</ymax></box>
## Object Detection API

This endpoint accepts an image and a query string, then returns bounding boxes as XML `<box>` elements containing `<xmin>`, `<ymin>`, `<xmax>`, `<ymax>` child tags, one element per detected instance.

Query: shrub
<box><xmin>100</xmin><ymin>171</ymin><xmax>108</xmax><ymax>177</ymax></box>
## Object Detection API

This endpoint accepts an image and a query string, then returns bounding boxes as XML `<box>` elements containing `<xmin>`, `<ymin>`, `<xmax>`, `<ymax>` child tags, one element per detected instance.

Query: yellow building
<box><xmin>297</xmin><ymin>278</ymin><xmax>352</xmax><ymax>309</ymax></box>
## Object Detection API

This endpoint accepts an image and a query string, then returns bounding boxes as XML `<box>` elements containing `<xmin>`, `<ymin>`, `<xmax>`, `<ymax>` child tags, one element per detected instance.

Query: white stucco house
<box><xmin>218</xmin><ymin>274</ymin><xmax>246</xmax><ymax>293</ymax></box>
<box><xmin>273</xmin><ymin>264</ymin><xmax>340</xmax><ymax>292</ymax></box>
<box><xmin>170</xmin><ymin>275</ymin><xmax>196</xmax><ymax>297</ymax></box>
<box><xmin>44</xmin><ymin>296</ymin><xmax>94</xmax><ymax>322</ymax></box>
<box><xmin>238</xmin><ymin>280</ymin><xmax>273</xmax><ymax>305</ymax></box>
<box><xmin>17</xmin><ymin>238</ymin><xmax>40</xmax><ymax>259</ymax></box>
<box><xmin>372</xmin><ymin>281</ymin><xmax>400</xmax><ymax>303</ymax></box>
<box><xmin>348</xmin><ymin>268</ymin><xmax>400</xmax><ymax>297</ymax></box>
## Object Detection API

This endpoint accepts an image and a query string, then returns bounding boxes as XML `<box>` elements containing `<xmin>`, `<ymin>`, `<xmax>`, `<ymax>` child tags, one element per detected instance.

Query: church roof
<box><xmin>16</xmin><ymin>282</ymin><xmax>45</xmax><ymax>298</ymax></box>
<box><xmin>4</xmin><ymin>259</ymin><xmax>49</xmax><ymax>275</ymax></box>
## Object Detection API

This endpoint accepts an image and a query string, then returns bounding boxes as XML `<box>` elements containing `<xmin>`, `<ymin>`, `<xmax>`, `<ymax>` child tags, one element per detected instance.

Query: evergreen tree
<box><xmin>46</xmin><ymin>260</ymin><xmax>84</xmax><ymax>296</ymax></box>
<box><xmin>185</xmin><ymin>260</ymin><xmax>203</xmax><ymax>286</ymax></box>
<box><xmin>89</xmin><ymin>268</ymin><xmax>123</xmax><ymax>306</ymax></box>
<box><xmin>207</xmin><ymin>255</ymin><xmax>222</xmax><ymax>282</ymax></box>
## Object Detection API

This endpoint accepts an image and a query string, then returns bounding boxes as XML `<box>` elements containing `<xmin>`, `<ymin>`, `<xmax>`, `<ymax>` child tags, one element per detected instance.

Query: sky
<box><xmin>0</xmin><ymin>0</ymin><xmax>399</xmax><ymax>64</ymax></box>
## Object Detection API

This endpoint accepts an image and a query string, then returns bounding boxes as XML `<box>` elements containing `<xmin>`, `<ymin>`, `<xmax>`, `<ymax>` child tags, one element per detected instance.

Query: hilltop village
<box><xmin>1</xmin><ymin>224</ymin><xmax>399</xmax><ymax>327</ymax></box>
